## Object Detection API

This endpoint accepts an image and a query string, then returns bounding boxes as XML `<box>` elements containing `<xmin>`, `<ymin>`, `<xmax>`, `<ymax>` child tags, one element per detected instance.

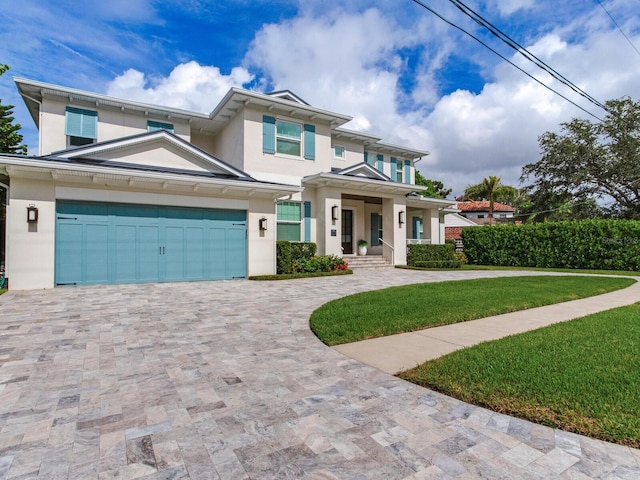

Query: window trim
<box><xmin>333</xmin><ymin>145</ymin><xmax>346</xmax><ymax>160</ymax></box>
<box><xmin>396</xmin><ymin>159</ymin><xmax>404</xmax><ymax>183</ymax></box>
<box><xmin>276</xmin><ymin>119</ymin><xmax>303</xmax><ymax>158</ymax></box>
<box><xmin>276</xmin><ymin>201</ymin><xmax>302</xmax><ymax>241</ymax></box>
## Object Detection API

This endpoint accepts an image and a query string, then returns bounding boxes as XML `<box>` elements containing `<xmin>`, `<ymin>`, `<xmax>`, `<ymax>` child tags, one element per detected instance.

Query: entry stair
<box><xmin>343</xmin><ymin>254</ymin><xmax>393</xmax><ymax>269</ymax></box>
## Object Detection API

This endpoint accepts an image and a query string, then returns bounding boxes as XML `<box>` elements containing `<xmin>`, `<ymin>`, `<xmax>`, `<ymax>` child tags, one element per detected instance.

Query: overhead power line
<box><xmin>595</xmin><ymin>0</ymin><xmax>640</xmax><ymax>59</ymax></box>
<box><xmin>446</xmin><ymin>0</ymin><xmax>609</xmax><ymax>113</ymax></box>
<box><xmin>409</xmin><ymin>0</ymin><xmax>605</xmax><ymax>121</ymax></box>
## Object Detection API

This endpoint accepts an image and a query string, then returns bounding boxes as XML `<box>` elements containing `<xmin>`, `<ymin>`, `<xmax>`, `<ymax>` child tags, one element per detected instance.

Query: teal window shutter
<box><xmin>412</xmin><ymin>216</ymin><xmax>421</xmax><ymax>239</ymax></box>
<box><xmin>404</xmin><ymin>160</ymin><xmax>411</xmax><ymax>183</ymax></box>
<box><xmin>390</xmin><ymin>157</ymin><xmax>397</xmax><ymax>182</ymax></box>
<box><xmin>263</xmin><ymin>115</ymin><xmax>276</xmax><ymax>154</ymax></box>
<box><xmin>364</xmin><ymin>151</ymin><xmax>368</xmax><ymax>164</ymax></box>
<box><xmin>65</xmin><ymin>107</ymin><xmax>97</xmax><ymax>139</ymax></box>
<box><xmin>377</xmin><ymin>154</ymin><xmax>384</xmax><ymax>172</ymax></box>
<box><xmin>304</xmin><ymin>201</ymin><xmax>311</xmax><ymax>241</ymax></box>
<box><xmin>370</xmin><ymin>213</ymin><xmax>380</xmax><ymax>246</ymax></box>
<box><xmin>303</xmin><ymin>124</ymin><xmax>315</xmax><ymax>160</ymax></box>
<box><xmin>366</xmin><ymin>153</ymin><xmax>375</xmax><ymax>166</ymax></box>
<box><xmin>147</xmin><ymin>120</ymin><xmax>174</xmax><ymax>133</ymax></box>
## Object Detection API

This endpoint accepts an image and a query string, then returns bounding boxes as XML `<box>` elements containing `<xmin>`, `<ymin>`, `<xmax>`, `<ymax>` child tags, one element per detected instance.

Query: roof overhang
<box><xmin>302</xmin><ymin>172</ymin><xmax>425</xmax><ymax>195</ymax></box>
<box><xmin>15</xmin><ymin>77</ymin><xmax>208</xmax><ymax>129</ymax></box>
<box><xmin>206</xmin><ymin>88</ymin><xmax>353</xmax><ymax>136</ymax></box>
<box><xmin>0</xmin><ymin>155</ymin><xmax>302</xmax><ymax>199</ymax></box>
<box><xmin>332</xmin><ymin>127</ymin><xmax>429</xmax><ymax>159</ymax></box>
<box><xmin>406</xmin><ymin>195</ymin><xmax>458</xmax><ymax>210</ymax></box>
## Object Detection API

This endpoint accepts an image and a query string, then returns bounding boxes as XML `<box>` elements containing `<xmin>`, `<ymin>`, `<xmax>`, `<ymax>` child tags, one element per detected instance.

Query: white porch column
<box><xmin>316</xmin><ymin>186</ymin><xmax>342</xmax><ymax>256</ymax></box>
<box><xmin>383</xmin><ymin>197</ymin><xmax>407</xmax><ymax>265</ymax></box>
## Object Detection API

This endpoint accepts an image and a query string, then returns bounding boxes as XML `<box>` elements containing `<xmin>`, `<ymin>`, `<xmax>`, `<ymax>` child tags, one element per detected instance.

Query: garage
<box><xmin>55</xmin><ymin>200</ymin><xmax>247</xmax><ymax>286</ymax></box>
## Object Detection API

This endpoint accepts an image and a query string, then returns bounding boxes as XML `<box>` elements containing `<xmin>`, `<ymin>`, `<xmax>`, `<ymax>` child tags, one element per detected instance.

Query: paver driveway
<box><xmin>1</xmin><ymin>269</ymin><xmax>639</xmax><ymax>479</ymax></box>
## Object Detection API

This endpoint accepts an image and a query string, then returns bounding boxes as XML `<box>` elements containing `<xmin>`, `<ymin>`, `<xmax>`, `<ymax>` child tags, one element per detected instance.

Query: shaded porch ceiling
<box><xmin>342</xmin><ymin>193</ymin><xmax>382</xmax><ymax>205</ymax></box>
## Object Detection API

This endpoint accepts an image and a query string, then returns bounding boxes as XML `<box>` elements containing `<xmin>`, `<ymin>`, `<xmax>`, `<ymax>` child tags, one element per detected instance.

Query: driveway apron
<box><xmin>0</xmin><ymin>269</ymin><xmax>638</xmax><ymax>479</ymax></box>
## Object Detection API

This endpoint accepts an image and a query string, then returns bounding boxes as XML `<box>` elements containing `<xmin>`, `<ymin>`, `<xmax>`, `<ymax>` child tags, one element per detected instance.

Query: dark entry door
<box><xmin>341</xmin><ymin>209</ymin><xmax>353</xmax><ymax>254</ymax></box>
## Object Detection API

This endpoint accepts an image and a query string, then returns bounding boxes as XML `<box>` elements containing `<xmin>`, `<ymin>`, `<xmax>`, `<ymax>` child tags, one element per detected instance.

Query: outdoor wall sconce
<box><xmin>398</xmin><ymin>210</ymin><xmax>405</xmax><ymax>226</ymax></box>
<box><xmin>26</xmin><ymin>204</ymin><xmax>39</xmax><ymax>223</ymax></box>
<box><xmin>259</xmin><ymin>217</ymin><xmax>268</xmax><ymax>231</ymax></box>
<box><xmin>331</xmin><ymin>205</ymin><xmax>339</xmax><ymax>221</ymax></box>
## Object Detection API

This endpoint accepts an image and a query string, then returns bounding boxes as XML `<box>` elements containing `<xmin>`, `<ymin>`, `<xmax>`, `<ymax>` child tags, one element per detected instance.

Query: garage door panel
<box><xmin>56</xmin><ymin>201</ymin><xmax>246</xmax><ymax>285</ymax></box>
<box><xmin>114</xmin><ymin>224</ymin><xmax>138</xmax><ymax>282</ymax></box>
<box><xmin>85</xmin><ymin>224</ymin><xmax>109</xmax><ymax>283</ymax></box>
<box><xmin>138</xmin><ymin>226</ymin><xmax>160</xmax><ymax>282</ymax></box>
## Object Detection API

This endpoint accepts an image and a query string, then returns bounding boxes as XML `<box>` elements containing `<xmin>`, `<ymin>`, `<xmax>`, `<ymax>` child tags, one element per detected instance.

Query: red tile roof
<box><xmin>456</xmin><ymin>201</ymin><xmax>515</xmax><ymax>212</ymax></box>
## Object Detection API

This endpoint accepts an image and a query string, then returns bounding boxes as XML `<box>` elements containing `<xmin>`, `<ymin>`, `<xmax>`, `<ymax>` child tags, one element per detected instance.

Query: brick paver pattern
<box><xmin>1</xmin><ymin>269</ymin><xmax>639</xmax><ymax>479</ymax></box>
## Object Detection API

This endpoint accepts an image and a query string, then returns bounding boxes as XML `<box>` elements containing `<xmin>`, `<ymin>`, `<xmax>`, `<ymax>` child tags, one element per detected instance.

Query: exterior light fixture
<box><xmin>331</xmin><ymin>205</ymin><xmax>339</xmax><ymax>221</ymax></box>
<box><xmin>259</xmin><ymin>217</ymin><xmax>268</xmax><ymax>231</ymax></box>
<box><xmin>27</xmin><ymin>204</ymin><xmax>39</xmax><ymax>223</ymax></box>
<box><xmin>398</xmin><ymin>210</ymin><xmax>405</xmax><ymax>226</ymax></box>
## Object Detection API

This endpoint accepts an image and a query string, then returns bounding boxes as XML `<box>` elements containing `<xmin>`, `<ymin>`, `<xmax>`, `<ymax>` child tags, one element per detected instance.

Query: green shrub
<box><xmin>292</xmin><ymin>254</ymin><xmax>348</xmax><ymax>273</ymax></box>
<box><xmin>276</xmin><ymin>241</ymin><xmax>319</xmax><ymax>274</ymax></box>
<box><xmin>407</xmin><ymin>243</ymin><xmax>461</xmax><ymax>269</ymax></box>
<box><xmin>461</xmin><ymin>220</ymin><xmax>640</xmax><ymax>271</ymax></box>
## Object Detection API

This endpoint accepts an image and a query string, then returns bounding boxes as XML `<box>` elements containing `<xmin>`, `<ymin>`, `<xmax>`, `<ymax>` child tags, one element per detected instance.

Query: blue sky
<box><xmin>2</xmin><ymin>0</ymin><xmax>640</xmax><ymax>196</ymax></box>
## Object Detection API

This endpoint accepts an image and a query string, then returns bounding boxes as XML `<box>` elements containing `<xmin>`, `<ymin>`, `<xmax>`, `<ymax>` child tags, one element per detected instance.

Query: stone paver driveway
<box><xmin>1</xmin><ymin>269</ymin><xmax>639</xmax><ymax>479</ymax></box>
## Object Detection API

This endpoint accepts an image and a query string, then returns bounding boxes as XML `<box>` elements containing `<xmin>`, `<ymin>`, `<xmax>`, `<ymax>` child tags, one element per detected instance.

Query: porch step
<box><xmin>343</xmin><ymin>254</ymin><xmax>393</xmax><ymax>269</ymax></box>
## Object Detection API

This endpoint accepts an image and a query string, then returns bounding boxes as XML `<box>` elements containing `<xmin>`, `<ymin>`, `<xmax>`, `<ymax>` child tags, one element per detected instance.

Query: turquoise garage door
<box><xmin>55</xmin><ymin>201</ymin><xmax>246</xmax><ymax>286</ymax></box>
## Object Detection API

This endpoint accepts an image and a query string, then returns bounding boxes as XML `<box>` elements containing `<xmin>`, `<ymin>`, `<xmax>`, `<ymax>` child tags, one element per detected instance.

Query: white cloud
<box><xmin>490</xmin><ymin>0</ymin><xmax>535</xmax><ymax>16</ymax></box>
<box><xmin>106</xmin><ymin>62</ymin><xmax>254</xmax><ymax>112</ymax></box>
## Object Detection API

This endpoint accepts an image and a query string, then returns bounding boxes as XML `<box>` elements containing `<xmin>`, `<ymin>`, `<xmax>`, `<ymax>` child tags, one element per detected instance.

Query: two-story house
<box><xmin>0</xmin><ymin>78</ymin><xmax>453</xmax><ymax>290</ymax></box>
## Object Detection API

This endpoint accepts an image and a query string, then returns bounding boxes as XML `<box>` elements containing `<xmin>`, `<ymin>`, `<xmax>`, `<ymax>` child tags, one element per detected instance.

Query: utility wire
<box><xmin>446</xmin><ymin>0</ymin><xmax>609</xmax><ymax>112</ymax></box>
<box><xmin>595</xmin><ymin>0</ymin><xmax>640</xmax><ymax>58</ymax></box>
<box><xmin>410</xmin><ymin>0</ymin><xmax>605</xmax><ymax>121</ymax></box>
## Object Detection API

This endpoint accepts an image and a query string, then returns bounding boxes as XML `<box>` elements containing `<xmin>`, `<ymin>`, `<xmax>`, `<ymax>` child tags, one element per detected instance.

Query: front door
<box><xmin>341</xmin><ymin>209</ymin><xmax>353</xmax><ymax>254</ymax></box>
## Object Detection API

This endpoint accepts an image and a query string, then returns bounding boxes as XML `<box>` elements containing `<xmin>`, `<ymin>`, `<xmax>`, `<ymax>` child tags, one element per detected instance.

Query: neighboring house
<box><xmin>456</xmin><ymin>201</ymin><xmax>516</xmax><ymax>225</ymax></box>
<box><xmin>444</xmin><ymin>212</ymin><xmax>478</xmax><ymax>241</ymax></box>
<box><xmin>0</xmin><ymin>79</ymin><xmax>453</xmax><ymax>290</ymax></box>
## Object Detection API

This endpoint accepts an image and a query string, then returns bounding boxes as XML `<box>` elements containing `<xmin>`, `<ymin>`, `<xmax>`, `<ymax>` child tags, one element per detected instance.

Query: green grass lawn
<box><xmin>461</xmin><ymin>264</ymin><xmax>640</xmax><ymax>276</ymax></box>
<box><xmin>310</xmin><ymin>276</ymin><xmax>635</xmax><ymax>346</ymax></box>
<box><xmin>399</xmin><ymin>304</ymin><xmax>640</xmax><ymax>447</ymax></box>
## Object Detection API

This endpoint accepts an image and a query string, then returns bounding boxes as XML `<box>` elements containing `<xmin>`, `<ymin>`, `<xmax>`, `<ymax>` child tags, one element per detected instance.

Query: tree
<box><xmin>521</xmin><ymin>97</ymin><xmax>640</xmax><ymax>219</ymax></box>
<box><xmin>458</xmin><ymin>176</ymin><xmax>518</xmax><ymax>222</ymax></box>
<box><xmin>414</xmin><ymin>171</ymin><xmax>452</xmax><ymax>198</ymax></box>
<box><xmin>0</xmin><ymin>64</ymin><xmax>27</xmax><ymax>155</ymax></box>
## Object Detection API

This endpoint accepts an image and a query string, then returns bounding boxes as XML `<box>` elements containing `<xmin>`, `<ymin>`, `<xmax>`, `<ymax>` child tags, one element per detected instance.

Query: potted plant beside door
<box><xmin>357</xmin><ymin>239</ymin><xmax>368</xmax><ymax>256</ymax></box>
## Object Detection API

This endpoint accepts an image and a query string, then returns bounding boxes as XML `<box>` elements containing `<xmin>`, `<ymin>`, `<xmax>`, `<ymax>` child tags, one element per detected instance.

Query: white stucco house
<box><xmin>0</xmin><ymin>78</ymin><xmax>453</xmax><ymax>290</ymax></box>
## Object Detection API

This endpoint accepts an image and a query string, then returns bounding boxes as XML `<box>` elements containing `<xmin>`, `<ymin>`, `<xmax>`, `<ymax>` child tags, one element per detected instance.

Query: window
<box><xmin>147</xmin><ymin>120</ymin><xmax>174</xmax><ymax>133</ymax></box>
<box><xmin>334</xmin><ymin>145</ymin><xmax>345</xmax><ymax>159</ymax></box>
<box><xmin>277</xmin><ymin>201</ymin><xmax>301</xmax><ymax>241</ymax></box>
<box><xmin>65</xmin><ymin>107</ymin><xmax>97</xmax><ymax>146</ymax></box>
<box><xmin>263</xmin><ymin>116</ymin><xmax>315</xmax><ymax>160</ymax></box>
<box><xmin>276</xmin><ymin>121</ymin><xmax>302</xmax><ymax>156</ymax></box>
<box><xmin>396</xmin><ymin>160</ymin><xmax>403</xmax><ymax>183</ymax></box>
<box><xmin>378</xmin><ymin>214</ymin><xmax>383</xmax><ymax>241</ymax></box>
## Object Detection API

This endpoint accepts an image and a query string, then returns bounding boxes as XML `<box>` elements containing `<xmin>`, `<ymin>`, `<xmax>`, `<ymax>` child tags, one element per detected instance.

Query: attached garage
<box><xmin>55</xmin><ymin>200</ymin><xmax>247</xmax><ymax>286</ymax></box>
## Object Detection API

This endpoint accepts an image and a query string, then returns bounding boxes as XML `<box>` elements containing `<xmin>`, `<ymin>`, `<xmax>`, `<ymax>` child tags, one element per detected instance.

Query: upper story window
<box><xmin>333</xmin><ymin>145</ymin><xmax>345</xmax><ymax>159</ymax></box>
<box><xmin>65</xmin><ymin>107</ymin><xmax>97</xmax><ymax>147</ymax></box>
<box><xmin>396</xmin><ymin>159</ymin><xmax>403</xmax><ymax>183</ymax></box>
<box><xmin>263</xmin><ymin>115</ymin><xmax>315</xmax><ymax>160</ymax></box>
<box><xmin>276</xmin><ymin>121</ymin><xmax>302</xmax><ymax>156</ymax></box>
<box><xmin>147</xmin><ymin>120</ymin><xmax>174</xmax><ymax>133</ymax></box>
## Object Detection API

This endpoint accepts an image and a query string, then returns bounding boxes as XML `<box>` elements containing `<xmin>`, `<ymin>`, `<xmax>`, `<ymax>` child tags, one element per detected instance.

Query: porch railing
<box><xmin>406</xmin><ymin>238</ymin><xmax>432</xmax><ymax>245</ymax></box>
<box><xmin>379</xmin><ymin>238</ymin><xmax>394</xmax><ymax>265</ymax></box>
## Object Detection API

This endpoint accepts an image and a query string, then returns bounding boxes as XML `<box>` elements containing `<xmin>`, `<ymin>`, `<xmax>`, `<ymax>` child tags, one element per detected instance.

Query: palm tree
<box><xmin>482</xmin><ymin>175</ymin><xmax>502</xmax><ymax>224</ymax></box>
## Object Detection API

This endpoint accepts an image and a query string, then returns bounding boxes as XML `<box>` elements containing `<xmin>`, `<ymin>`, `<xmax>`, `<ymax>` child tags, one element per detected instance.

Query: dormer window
<box><xmin>65</xmin><ymin>107</ymin><xmax>97</xmax><ymax>147</ymax></box>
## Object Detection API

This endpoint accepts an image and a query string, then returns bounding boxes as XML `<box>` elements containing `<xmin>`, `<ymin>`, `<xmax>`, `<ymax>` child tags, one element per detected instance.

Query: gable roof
<box><xmin>457</xmin><ymin>201</ymin><xmax>516</xmax><ymax>212</ymax></box>
<box><xmin>333</xmin><ymin>162</ymin><xmax>392</xmax><ymax>182</ymax></box>
<box><xmin>46</xmin><ymin>130</ymin><xmax>253</xmax><ymax>180</ymax></box>
<box><xmin>266</xmin><ymin>90</ymin><xmax>310</xmax><ymax>105</ymax></box>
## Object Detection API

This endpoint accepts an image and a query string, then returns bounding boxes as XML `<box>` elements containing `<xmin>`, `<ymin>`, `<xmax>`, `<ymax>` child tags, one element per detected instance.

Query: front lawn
<box><xmin>310</xmin><ymin>276</ymin><xmax>635</xmax><ymax>346</ymax></box>
<box><xmin>399</xmin><ymin>304</ymin><xmax>640</xmax><ymax>447</ymax></box>
<box><xmin>461</xmin><ymin>264</ymin><xmax>640</xmax><ymax>277</ymax></box>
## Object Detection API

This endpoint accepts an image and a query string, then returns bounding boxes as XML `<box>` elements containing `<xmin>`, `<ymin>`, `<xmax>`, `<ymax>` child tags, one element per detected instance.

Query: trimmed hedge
<box><xmin>461</xmin><ymin>220</ymin><xmax>640</xmax><ymax>271</ymax></box>
<box><xmin>276</xmin><ymin>241</ymin><xmax>317</xmax><ymax>274</ymax></box>
<box><xmin>407</xmin><ymin>243</ymin><xmax>461</xmax><ymax>269</ymax></box>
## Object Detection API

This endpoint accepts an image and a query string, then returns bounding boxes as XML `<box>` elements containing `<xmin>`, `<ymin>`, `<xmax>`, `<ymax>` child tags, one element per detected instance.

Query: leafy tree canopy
<box><xmin>458</xmin><ymin>176</ymin><xmax>519</xmax><ymax>206</ymax></box>
<box><xmin>521</xmin><ymin>97</ymin><xmax>640</xmax><ymax>219</ymax></box>
<box><xmin>414</xmin><ymin>171</ymin><xmax>452</xmax><ymax>198</ymax></box>
<box><xmin>0</xmin><ymin>64</ymin><xmax>27</xmax><ymax>155</ymax></box>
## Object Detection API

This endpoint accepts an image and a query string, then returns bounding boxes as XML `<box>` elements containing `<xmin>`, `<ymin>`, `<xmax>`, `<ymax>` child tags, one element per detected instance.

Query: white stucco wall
<box><xmin>39</xmin><ymin>97</ymin><xmax>190</xmax><ymax>155</ymax></box>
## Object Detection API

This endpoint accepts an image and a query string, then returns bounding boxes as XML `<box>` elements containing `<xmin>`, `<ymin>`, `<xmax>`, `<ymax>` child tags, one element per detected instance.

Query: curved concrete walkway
<box><xmin>334</xmin><ymin>274</ymin><xmax>640</xmax><ymax>374</ymax></box>
<box><xmin>0</xmin><ymin>270</ymin><xmax>639</xmax><ymax>479</ymax></box>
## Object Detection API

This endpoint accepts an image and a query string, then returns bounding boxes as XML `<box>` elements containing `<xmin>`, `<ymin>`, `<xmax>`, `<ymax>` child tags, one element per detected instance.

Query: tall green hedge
<box><xmin>276</xmin><ymin>241</ymin><xmax>317</xmax><ymax>274</ymax></box>
<box><xmin>407</xmin><ymin>243</ymin><xmax>461</xmax><ymax>268</ymax></box>
<box><xmin>461</xmin><ymin>220</ymin><xmax>640</xmax><ymax>271</ymax></box>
